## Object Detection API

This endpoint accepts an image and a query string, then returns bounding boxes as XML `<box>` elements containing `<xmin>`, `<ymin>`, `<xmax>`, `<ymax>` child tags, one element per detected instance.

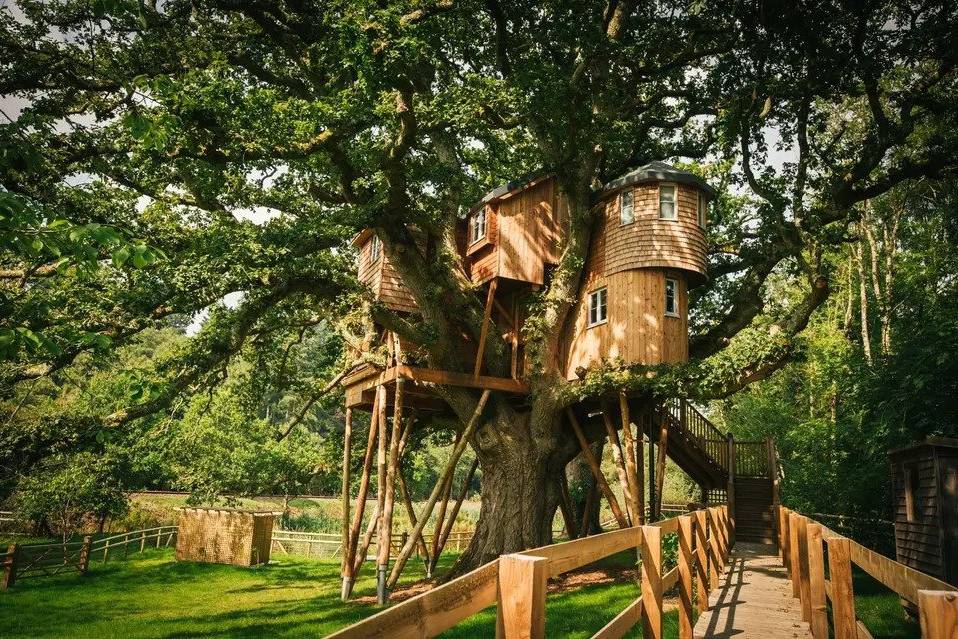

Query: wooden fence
<box><xmin>778</xmin><ymin>506</ymin><xmax>958</xmax><ymax>639</ymax></box>
<box><xmin>271</xmin><ymin>529</ymin><xmax>475</xmax><ymax>560</ymax></box>
<box><xmin>1</xmin><ymin>525</ymin><xmax>178</xmax><ymax>590</ymax></box>
<box><xmin>328</xmin><ymin>505</ymin><xmax>731</xmax><ymax>639</ymax></box>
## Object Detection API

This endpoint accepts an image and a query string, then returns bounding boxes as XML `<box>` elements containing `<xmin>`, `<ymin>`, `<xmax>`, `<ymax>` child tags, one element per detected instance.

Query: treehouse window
<box><xmin>698</xmin><ymin>192</ymin><xmax>708</xmax><ymax>228</ymax></box>
<box><xmin>369</xmin><ymin>235</ymin><xmax>381</xmax><ymax>263</ymax></box>
<box><xmin>471</xmin><ymin>208</ymin><xmax>487</xmax><ymax>244</ymax></box>
<box><xmin>619</xmin><ymin>189</ymin><xmax>634</xmax><ymax>225</ymax></box>
<box><xmin>659</xmin><ymin>184</ymin><xmax>677</xmax><ymax>220</ymax></box>
<box><xmin>588</xmin><ymin>287</ymin><xmax>607</xmax><ymax>327</ymax></box>
<box><xmin>665</xmin><ymin>278</ymin><xmax>678</xmax><ymax>317</ymax></box>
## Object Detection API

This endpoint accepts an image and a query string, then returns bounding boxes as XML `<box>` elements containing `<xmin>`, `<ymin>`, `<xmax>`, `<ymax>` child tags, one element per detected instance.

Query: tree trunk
<box><xmin>448</xmin><ymin>408</ymin><xmax>576</xmax><ymax>574</ymax></box>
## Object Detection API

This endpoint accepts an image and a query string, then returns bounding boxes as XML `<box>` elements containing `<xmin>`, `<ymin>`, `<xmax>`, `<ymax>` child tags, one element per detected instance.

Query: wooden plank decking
<box><xmin>694</xmin><ymin>542</ymin><xmax>812</xmax><ymax>639</ymax></box>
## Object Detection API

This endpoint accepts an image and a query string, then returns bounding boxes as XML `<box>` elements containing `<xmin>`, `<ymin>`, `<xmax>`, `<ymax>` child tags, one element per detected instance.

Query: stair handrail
<box><xmin>663</xmin><ymin>398</ymin><xmax>729</xmax><ymax>472</ymax></box>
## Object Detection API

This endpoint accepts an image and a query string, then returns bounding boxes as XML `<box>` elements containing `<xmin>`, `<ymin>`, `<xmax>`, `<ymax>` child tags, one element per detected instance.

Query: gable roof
<box><xmin>602</xmin><ymin>161</ymin><xmax>718</xmax><ymax>199</ymax></box>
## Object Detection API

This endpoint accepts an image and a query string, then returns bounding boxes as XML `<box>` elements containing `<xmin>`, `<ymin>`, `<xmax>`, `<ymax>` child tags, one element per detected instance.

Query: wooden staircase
<box><xmin>654</xmin><ymin>400</ymin><xmax>779</xmax><ymax>543</ymax></box>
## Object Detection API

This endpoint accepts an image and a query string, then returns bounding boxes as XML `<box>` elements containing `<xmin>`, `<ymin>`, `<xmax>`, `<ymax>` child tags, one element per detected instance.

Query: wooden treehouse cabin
<box><xmin>339</xmin><ymin>162</ymin><xmax>781</xmax><ymax>604</ymax></box>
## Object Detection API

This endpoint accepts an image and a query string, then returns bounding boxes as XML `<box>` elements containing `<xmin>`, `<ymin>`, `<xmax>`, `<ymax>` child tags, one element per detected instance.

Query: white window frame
<box><xmin>369</xmin><ymin>235</ymin><xmax>382</xmax><ymax>263</ymax></box>
<box><xmin>588</xmin><ymin>287</ymin><xmax>608</xmax><ymax>327</ymax></box>
<box><xmin>619</xmin><ymin>189</ymin><xmax>635</xmax><ymax>225</ymax></box>
<box><xmin>659</xmin><ymin>184</ymin><xmax>678</xmax><ymax>221</ymax></box>
<box><xmin>664</xmin><ymin>278</ymin><xmax>679</xmax><ymax>317</ymax></box>
<box><xmin>697</xmin><ymin>192</ymin><xmax>708</xmax><ymax>228</ymax></box>
<box><xmin>471</xmin><ymin>207</ymin><xmax>487</xmax><ymax>244</ymax></box>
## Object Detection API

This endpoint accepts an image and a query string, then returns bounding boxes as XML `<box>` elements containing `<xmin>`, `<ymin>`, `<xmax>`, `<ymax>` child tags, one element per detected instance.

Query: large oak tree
<box><xmin>2</xmin><ymin>0</ymin><xmax>957</xmax><ymax>571</ymax></box>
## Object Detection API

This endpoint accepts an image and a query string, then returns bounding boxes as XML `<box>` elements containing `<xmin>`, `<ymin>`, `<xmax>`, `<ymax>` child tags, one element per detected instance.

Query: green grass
<box><xmin>0</xmin><ymin>547</ymin><xmax>681</xmax><ymax>638</ymax></box>
<box><xmin>852</xmin><ymin>567</ymin><xmax>921</xmax><ymax>639</ymax></box>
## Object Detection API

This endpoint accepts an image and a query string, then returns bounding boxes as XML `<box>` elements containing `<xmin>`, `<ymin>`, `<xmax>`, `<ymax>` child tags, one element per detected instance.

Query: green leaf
<box><xmin>112</xmin><ymin>246</ymin><xmax>131</xmax><ymax>267</ymax></box>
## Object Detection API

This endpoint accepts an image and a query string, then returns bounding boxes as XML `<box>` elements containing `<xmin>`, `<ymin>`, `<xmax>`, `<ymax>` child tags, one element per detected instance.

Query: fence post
<box><xmin>496</xmin><ymin>554</ymin><xmax>547</xmax><ymax>639</ymax></box>
<box><xmin>788</xmin><ymin>512</ymin><xmax>801</xmax><ymax>598</ymax></box>
<box><xmin>777</xmin><ymin>506</ymin><xmax>786</xmax><ymax>562</ymax></box>
<box><xmin>124</xmin><ymin>533</ymin><xmax>130</xmax><ymax>558</ymax></box>
<box><xmin>2</xmin><ymin>544</ymin><xmax>17</xmax><ymax>590</ymax></box>
<box><xmin>918</xmin><ymin>590</ymin><xmax>958</xmax><ymax>638</ymax></box>
<box><xmin>708</xmin><ymin>508</ymin><xmax>722</xmax><ymax>586</ymax></box>
<box><xmin>79</xmin><ymin>536</ymin><xmax>92</xmax><ymax>574</ymax></box>
<box><xmin>641</xmin><ymin>525</ymin><xmax>663</xmax><ymax>639</ymax></box>
<box><xmin>103</xmin><ymin>539</ymin><xmax>110</xmax><ymax>564</ymax></box>
<box><xmin>828</xmin><ymin>537</ymin><xmax>857</xmax><ymax>639</ymax></box>
<box><xmin>726</xmin><ymin>434</ymin><xmax>736</xmax><ymax>546</ymax></box>
<box><xmin>694</xmin><ymin>509</ymin><xmax>709</xmax><ymax>611</ymax></box>
<box><xmin>140</xmin><ymin>530</ymin><xmax>146</xmax><ymax>552</ymax></box>
<box><xmin>677</xmin><ymin>515</ymin><xmax>694</xmax><ymax>639</ymax></box>
<box><xmin>797</xmin><ymin>516</ymin><xmax>811</xmax><ymax>622</ymax></box>
<box><xmin>805</xmin><ymin>523</ymin><xmax>828</xmax><ymax>639</ymax></box>
<box><xmin>155</xmin><ymin>529</ymin><xmax>161</xmax><ymax>548</ymax></box>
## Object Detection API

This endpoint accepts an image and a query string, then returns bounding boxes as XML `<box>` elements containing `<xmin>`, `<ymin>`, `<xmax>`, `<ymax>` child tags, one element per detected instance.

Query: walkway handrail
<box><xmin>327</xmin><ymin>505</ymin><xmax>732</xmax><ymax>639</ymax></box>
<box><xmin>664</xmin><ymin>399</ymin><xmax>728</xmax><ymax>472</ymax></box>
<box><xmin>777</xmin><ymin>506</ymin><xmax>957</xmax><ymax>639</ymax></box>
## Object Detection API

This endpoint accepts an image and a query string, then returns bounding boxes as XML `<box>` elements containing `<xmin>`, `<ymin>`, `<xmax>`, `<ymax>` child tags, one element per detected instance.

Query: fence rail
<box><xmin>270</xmin><ymin>529</ymin><xmax>474</xmax><ymax>559</ymax></box>
<box><xmin>778</xmin><ymin>506</ymin><xmax>958</xmax><ymax>639</ymax></box>
<box><xmin>328</xmin><ymin>505</ymin><xmax>732</xmax><ymax>639</ymax></box>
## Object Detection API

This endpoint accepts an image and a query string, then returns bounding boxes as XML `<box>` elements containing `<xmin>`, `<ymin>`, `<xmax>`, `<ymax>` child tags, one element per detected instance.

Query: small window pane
<box><xmin>619</xmin><ymin>190</ymin><xmax>634</xmax><ymax>225</ymax></box>
<box><xmin>588</xmin><ymin>288</ymin><xmax>607</xmax><ymax>326</ymax></box>
<box><xmin>660</xmin><ymin>185</ymin><xmax>677</xmax><ymax>220</ymax></box>
<box><xmin>370</xmin><ymin>236</ymin><xmax>381</xmax><ymax>262</ymax></box>
<box><xmin>472</xmin><ymin>209</ymin><xmax>487</xmax><ymax>243</ymax></box>
<box><xmin>665</xmin><ymin>279</ymin><xmax>677</xmax><ymax>316</ymax></box>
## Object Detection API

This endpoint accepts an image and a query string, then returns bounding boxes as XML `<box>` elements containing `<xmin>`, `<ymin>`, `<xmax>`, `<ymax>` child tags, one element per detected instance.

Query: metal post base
<box><xmin>340</xmin><ymin>577</ymin><xmax>352</xmax><ymax>601</ymax></box>
<box><xmin>376</xmin><ymin>565</ymin><xmax>388</xmax><ymax>605</ymax></box>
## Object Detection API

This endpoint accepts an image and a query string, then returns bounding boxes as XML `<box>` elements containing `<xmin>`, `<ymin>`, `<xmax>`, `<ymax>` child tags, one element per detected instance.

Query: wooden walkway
<box><xmin>693</xmin><ymin>542</ymin><xmax>812</xmax><ymax>639</ymax></box>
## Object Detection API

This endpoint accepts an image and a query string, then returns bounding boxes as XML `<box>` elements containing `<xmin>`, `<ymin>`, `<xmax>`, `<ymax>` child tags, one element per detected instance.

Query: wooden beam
<box><xmin>374</xmin><ymin>384</ymin><xmax>388</xmax><ymax>599</ymax></box>
<box><xmin>397</xmin><ymin>470</ymin><xmax>431</xmax><ymax>568</ymax></box>
<box><xmin>496</xmin><ymin>554</ymin><xmax>547</xmax><ymax>639</ymax></box>
<box><xmin>474</xmin><ymin>278</ymin><xmax>498</xmax><ymax>378</ymax></box>
<box><xmin>641</xmin><ymin>525</ymin><xmax>663</xmax><ymax>639</ymax></box>
<box><xmin>436</xmin><ymin>458</ymin><xmax>480</xmax><ymax>564</ymax></box>
<box><xmin>566</xmin><ymin>409</ymin><xmax>629</xmax><ymax>529</ymax></box>
<box><xmin>828</xmin><ymin>537</ymin><xmax>858</xmax><ymax>639</ymax></box>
<box><xmin>376</xmin><ymin>376</ymin><xmax>405</xmax><ymax>603</ymax></box>
<box><xmin>510</xmin><ymin>294</ymin><xmax>520</xmax><ymax>379</ymax></box>
<box><xmin>580</xmin><ymin>482</ymin><xmax>597</xmax><ymax>537</ymax></box>
<box><xmin>602</xmin><ymin>407</ymin><xmax>636</xmax><ymax>525</ymax></box>
<box><xmin>429</xmin><ymin>458</ymin><xmax>457</xmax><ymax>575</ymax></box>
<box><xmin>653</xmin><ymin>410</ymin><xmax>669</xmax><ymax>521</ymax></box>
<box><xmin>918</xmin><ymin>591</ymin><xmax>958</xmax><ymax>639</ymax></box>
<box><xmin>677</xmin><ymin>515</ymin><xmax>694</xmax><ymax>639</ymax></box>
<box><xmin>806</xmin><ymin>522</ymin><xmax>828</xmax><ymax>639</ymax></box>
<box><xmin>396</xmin><ymin>365</ymin><xmax>528</xmax><ymax>393</ymax></box>
<box><xmin>557</xmin><ymin>470</ymin><xmax>578</xmax><ymax>539</ymax></box>
<box><xmin>340</xmin><ymin>407</ymin><xmax>353</xmax><ymax>588</ymax></box>
<box><xmin>387</xmin><ymin>391</ymin><xmax>491</xmax><ymax>589</ymax></box>
<box><xmin>618</xmin><ymin>394</ymin><xmax>643</xmax><ymax>525</ymax></box>
<box><xmin>694</xmin><ymin>509</ymin><xmax>710</xmax><ymax>609</ymax></box>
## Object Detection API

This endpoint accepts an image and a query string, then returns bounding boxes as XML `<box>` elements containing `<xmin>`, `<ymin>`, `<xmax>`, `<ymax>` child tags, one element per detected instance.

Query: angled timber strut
<box><xmin>340</xmin><ymin>163</ymin><xmax>781</xmax><ymax>603</ymax></box>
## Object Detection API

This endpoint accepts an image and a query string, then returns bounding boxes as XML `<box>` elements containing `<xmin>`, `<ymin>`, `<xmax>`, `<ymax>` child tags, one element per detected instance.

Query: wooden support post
<box><xmin>474</xmin><ymin>279</ymin><xmax>498</xmax><ymax>378</ymax></box>
<box><xmin>496</xmin><ymin>554</ymin><xmax>547</xmax><ymax>639</ymax></box>
<box><xmin>636</xmin><ymin>407</ymin><xmax>646</xmax><ymax>525</ymax></box>
<box><xmin>352</xmin><ymin>502</ymin><xmax>380</xmax><ymax>576</ymax></box>
<box><xmin>343</xmin><ymin>388</ymin><xmax>381</xmax><ymax>599</ymax></box>
<box><xmin>436</xmin><ymin>458</ymin><xmax>480</xmax><ymax>561</ymax></box>
<box><xmin>511</xmin><ymin>295</ymin><xmax>520</xmax><ymax>379</ymax></box>
<box><xmin>797</xmin><ymin>515</ymin><xmax>812</xmax><ymax>622</ymax></box>
<box><xmin>726</xmin><ymin>434</ymin><xmax>736</xmax><ymax>545</ymax></box>
<box><xmin>429</xmin><ymin>447</ymin><xmax>458</xmax><ymax>575</ymax></box>
<box><xmin>580</xmin><ymin>483</ymin><xmax>597</xmax><ymax>537</ymax></box>
<box><xmin>566</xmin><ymin>408</ymin><xmax>629</xmax><ymax>528</ymax></box>
<box><xmin>767</xmin><ymin>436</ymin><xmax>780</xmax><ymax>515</ymax></box>
<box><xmin>602</xmin><ymin>406</ymin><xmax>636</xmax><ymax>525</ymax></box>
<box><xmin>806</xmin><ymin>522</ymin><xmax>828</xmax><ymax>639</ymax></box>
<box><xmin>677</xmin><ymin>515</ymin><xmax>694</xmax><ymax>639</ymax></box>
<box><xmin>788</xmin><ymin>512</ymin><xmax>802</xmax><ymax>598</ymax></box>
<box><xmin>641</xmin><ymin>525</ymin><xmax>663</xmax><ymax>639</ymax></box>
<box><xmin>694</xmin><ymin>510</ymin><xmax>709</xmax><ymax>611</ymax></box>
<box><xmin>557</xmin><ymin>471</ymin><xmax>578</xmax><ymax>540</ymax></box>
<box><xmin>618</xmin><ymin>394</ymin><xmax>643</xmax><ymax>525</ymax></box>
<box><xmin>376</xmin><ymin>378</ymin><xmax>405</xmax><ymax>604</ymax></box>
<box><xmin>827</xmin><ymin>537</ymin><xmax>857</xmax><ymax>639</ymax></box>
<box><xmin>2</xmin><ymin>544</ymin><xmax>17</xmax><ymax>590</ymax></box>
<box><xmin>653</xmin><ymin>412</ymin><xmax>669</xmax><ymax>521</ymax></box>
<box><xmin>398</xmin><ymin>471</ymin><xmax>431</xmax><ymax>565</ymax></box>
<box><xmin>781</xmin><ymin>507</ymin><xmax>791</xmax><ymax>575</ymax></box>
<box><xmin>340</xmin><ymin>406</ymin><xmax>353</xmax><ymax>579</ymax></box>
<box><xmin>777</xmin><ymin>506</ymin><xmax>787</xmax><ymax>562</ymax></box>
<box><xmin>648</xmin><ymin>434</ymin><xmax>656</xmax><ymax>523</ymax></box>
<box><xmin>387</xmin><ymin>390</ymin><xmax>490</xmax><ymax>589</ymax></box>
<box><xmin>918</xmin><ymin>590</ymin><xmax>958</xmax><ymax>639</ymax></box>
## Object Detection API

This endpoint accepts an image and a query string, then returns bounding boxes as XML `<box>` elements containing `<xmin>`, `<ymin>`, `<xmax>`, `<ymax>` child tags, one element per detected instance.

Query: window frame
<box><xmin>697</xmin><ymin>192</ymin><xmax>708</xmax><ymax>228</ymax></box>
<box><xmin>587</xmin><ymin>287</ymin><xmax>608</xmax><ymax>328</ymax></box>
<box><xmin>471</xmin><ymin>207</ymin><xmax>487</xmax><ymax>245</ymax></box>
<box><xmin>369</xmin><ymin>235</ymin><xmax>382</xmax><ymax>263</ymax></box>
<box><xmin>619</xmin><ymin>189</ymin><xmax>635</xmax><ymax>225</ymax></box>
<box><xmin>659</xmin><ymin>183</ymin><xmax>678</xmax><ymax>221</ymax></box>
<box><xmin>664</xmin><ymin>277</ymin><xmax>679</xmax><ymax>317</ymax></box>
<box><xmin>904</xmin><ymin>463</ymin><xmax>918</xmax><ymax>522</ymax></box>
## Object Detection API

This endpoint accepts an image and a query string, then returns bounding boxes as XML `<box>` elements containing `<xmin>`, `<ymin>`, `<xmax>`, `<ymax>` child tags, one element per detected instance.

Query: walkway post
<box><xmin>827</xmin><ymin>537</ymin><xmax>857</xmax><ymax>639</ymax></box>
<box><xmin>640</xmin><ymin>525</ymin><xmax>663</xmax><ymax>639</ymax></box>
<box><xmin>806</xmin><ymin>522</ymin><xmax>828</xmax><ymax>639</ymax></box>
<box><xmin>694</xmin><ymin>510</ymin><xmax>709</xmax><ymax>612</ymax></box>
<box><xmin>497</xmin><ymin>554</ymin><xmax>547</xmax><ymax>639</ymax></box>
<box><xmin>726</xmin><ymin>434</ymin><xmax>736</xmax><ymax>545</ymax></box>
<box><xmin>677</xmin><ymin>515</ymin><xmax>694</xmax><ymax>639</ymax></box>
<box><xmin>918</xmin><ymin>590</ymin><xmax>958</xmax><ymax>639</ymax></box>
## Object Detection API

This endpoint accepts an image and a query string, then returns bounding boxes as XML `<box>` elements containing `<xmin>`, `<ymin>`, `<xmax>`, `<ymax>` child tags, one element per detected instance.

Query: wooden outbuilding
<box><xmin>889</xmin><ymin>437</ymin><xmax>958</xmax><ymax>586</ymax></box>
<box><xmin>175</xmin><ymin>507</ymin><xmax>276</xmax><ymax>567</ymax></box>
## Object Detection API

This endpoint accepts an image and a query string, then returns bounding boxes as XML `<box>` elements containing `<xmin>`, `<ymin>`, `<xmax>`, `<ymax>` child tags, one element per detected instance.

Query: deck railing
<box><xmin>777</xmin><ymin>506</ymin><xmax>958</xmax><ymax>639</ymax></box>
<box><xmin>327</xmin><ymin>505</ymin><xmax>732</xmax><ymax>639</ymax></box>
<box><xmin>271</xmin><ymin>529</ymin><xmax>474</xmax><ymax>559</ymax></box>
<box><xmin>665</xmin><ymin>399</ymin><xmax>728</xmax><ymax>471</ymax></box>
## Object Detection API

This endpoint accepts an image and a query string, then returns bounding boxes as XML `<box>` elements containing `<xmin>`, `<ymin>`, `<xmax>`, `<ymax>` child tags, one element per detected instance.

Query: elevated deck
<box><xmin>694</xmin><ymin>543</ymin><xmax>812</xmax><ymax>639</ymax></box>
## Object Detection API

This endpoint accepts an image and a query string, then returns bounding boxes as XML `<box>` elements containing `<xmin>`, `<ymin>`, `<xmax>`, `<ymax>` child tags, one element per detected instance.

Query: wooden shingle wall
<box><xmin>892</xmin><ymin>453</ymin><xmax>943</xmax><ymax>578</ymax></box>
<box><xmin>357</xmin><ymin>235</ymin><xmax>418</xmax><ymax>313</ymax></box>
<box><xmin>601</xmin><ymin>183</ymin><xmax>708</xmax><ymax>279</ymax></box>
<box><xmin>175</xmin><ymin>508</ymin><xmax>274</xmax><ymax>567</ymax></box>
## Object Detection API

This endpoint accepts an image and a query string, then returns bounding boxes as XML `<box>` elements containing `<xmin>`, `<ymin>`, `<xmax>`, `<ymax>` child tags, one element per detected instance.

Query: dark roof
<box><xmin>602</xmin><ymin>161</ymin><xmax>717</xmax><ymax>199</ymax></box>
<box><xmin>888</xmin><ymin>437</ymin><xmax>958</xmax><ymax>458</ymax></box>
<box><xmin>468</xmin><ymin>171</ymin><xmax>549</xmax><ymax>214</ymax></box>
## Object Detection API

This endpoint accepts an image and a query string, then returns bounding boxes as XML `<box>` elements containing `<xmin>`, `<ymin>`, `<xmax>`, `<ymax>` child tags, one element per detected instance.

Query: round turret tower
<box><xmin>563</xmin><ymin>162</ymin><xmax>713</xmax><ymax>378</ymax></box>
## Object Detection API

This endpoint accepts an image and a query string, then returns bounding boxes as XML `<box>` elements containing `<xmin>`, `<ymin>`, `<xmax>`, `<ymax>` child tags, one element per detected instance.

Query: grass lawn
<box><xmin>0</xmin><ymin>547</ymin><xmax>679</xmax><ymax>638</ymax></box>
<box><xmin>853</xmin><ymin>567</ymin><xmax>921</xmax><ymax>639</ymax></box>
